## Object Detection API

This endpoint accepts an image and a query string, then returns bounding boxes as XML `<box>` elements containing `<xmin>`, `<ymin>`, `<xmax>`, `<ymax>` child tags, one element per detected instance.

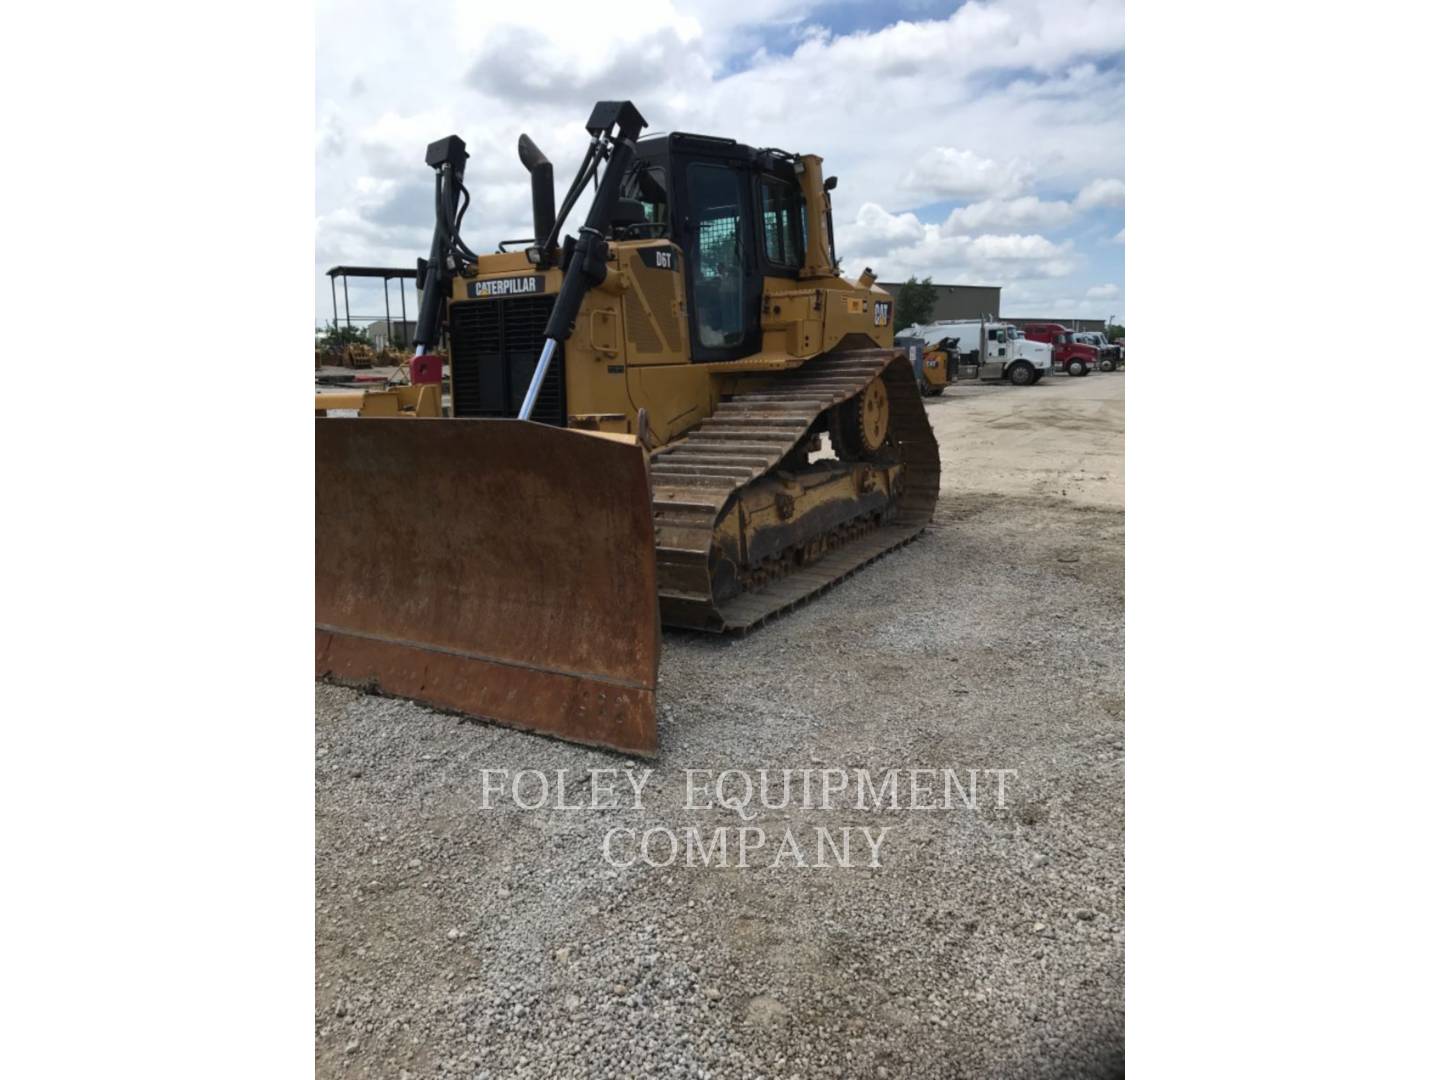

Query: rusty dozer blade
<box><xmin>316</xmin><ymin>418</ymin><xmax>660</xmax><ymax>755</ymax></box>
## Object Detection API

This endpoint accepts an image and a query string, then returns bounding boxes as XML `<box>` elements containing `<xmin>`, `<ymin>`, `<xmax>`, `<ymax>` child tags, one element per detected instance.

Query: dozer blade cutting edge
<box><xmin>315</xmin><ymin>418</ymin><xmax>661</xmax><ymax>755</ymax></box>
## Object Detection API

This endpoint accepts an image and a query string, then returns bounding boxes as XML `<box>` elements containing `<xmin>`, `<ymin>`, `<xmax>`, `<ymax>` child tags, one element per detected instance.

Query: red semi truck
<box><xmin>1019</xmin><ymin>323</ymin><xmax>1098</xmax><ymax>376</ymax></box>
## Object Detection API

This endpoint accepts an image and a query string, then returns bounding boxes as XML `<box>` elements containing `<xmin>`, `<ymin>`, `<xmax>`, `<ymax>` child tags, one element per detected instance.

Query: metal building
<box><xmin>877</xmin><ymin>281</ymin><xmax>1001</xmax><ymax>322</ymax></box>
<box><xmin>876</xmin><ymin>280</ymin><xmax>1113</xmax><ymax>333</ymax></box>
<box><xmin>365</xmin><ymin>319</ymin><xmax>417</xmax><ymax>350</ymax></box>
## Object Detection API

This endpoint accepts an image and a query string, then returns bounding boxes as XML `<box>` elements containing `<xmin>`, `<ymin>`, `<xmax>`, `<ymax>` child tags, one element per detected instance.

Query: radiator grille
<box><xmin>449</xmin><ymin>296</ymin><xmax>565</xmax><ymax>425</ymax></box>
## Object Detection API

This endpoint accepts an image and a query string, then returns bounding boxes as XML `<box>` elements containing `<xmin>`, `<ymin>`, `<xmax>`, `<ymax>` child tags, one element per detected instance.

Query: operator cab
<box><xmin>619</xmin><ymin>132</ymin><xmax>823</xmax><ymax>363</ymax></box>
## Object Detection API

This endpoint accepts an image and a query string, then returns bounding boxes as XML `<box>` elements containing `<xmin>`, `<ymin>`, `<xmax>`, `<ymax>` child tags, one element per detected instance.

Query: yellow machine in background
<box><xmin>314</xmin><ymin>382</ymin><xmax>441</xmax><ymax>418</ymax></box>
<box><xmin>316</xmin><ymin>101</ymin><xmax>939</xmax><ymax>754</ymax></box>
<box><xmin>315</xmin><ymin>346</ymin><xmax>444</xmax><ymax>416</ymax></box>
<box><xmin>917</xmin><ymin>345</ymin><xmax>958</xmax><ymax>397</ymax></box>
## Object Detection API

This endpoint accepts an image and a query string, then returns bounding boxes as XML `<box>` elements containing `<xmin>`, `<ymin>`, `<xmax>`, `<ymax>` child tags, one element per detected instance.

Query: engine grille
<box><xmin>449</xmin><ymin>295</ymin><xmax>566</xmax><ymax>425</ymax></box>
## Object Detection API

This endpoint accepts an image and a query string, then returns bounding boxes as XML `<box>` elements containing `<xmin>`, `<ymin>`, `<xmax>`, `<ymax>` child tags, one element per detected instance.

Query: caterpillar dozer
<box><xmin>316</xmin><ymin>101</ymin><xmax>939</xmax><ymax>755</ymax></box>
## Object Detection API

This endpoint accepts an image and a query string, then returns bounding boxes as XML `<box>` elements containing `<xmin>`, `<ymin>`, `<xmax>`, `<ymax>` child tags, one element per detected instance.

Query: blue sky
<box><xmin>316</xmin><ymin>0</ymin><xmax>1125</xmax><ymax>325</ymax></box>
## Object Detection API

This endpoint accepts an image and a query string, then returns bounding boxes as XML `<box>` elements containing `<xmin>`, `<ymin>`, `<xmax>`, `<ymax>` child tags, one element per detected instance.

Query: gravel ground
<box><xmin>316</xmin><ymin>372</ymin><xmax>1125</xmax><ymax>1079</ymax></box>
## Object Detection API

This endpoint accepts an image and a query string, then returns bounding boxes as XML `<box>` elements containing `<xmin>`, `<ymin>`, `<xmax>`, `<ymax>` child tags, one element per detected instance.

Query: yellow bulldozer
<box><xmin>316</xmin><ymin>101</ymin><xmax>939</xmax><ymax>754</ymax></box>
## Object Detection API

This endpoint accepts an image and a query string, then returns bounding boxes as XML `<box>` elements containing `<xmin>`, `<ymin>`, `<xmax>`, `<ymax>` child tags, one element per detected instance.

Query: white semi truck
<box><xmin>897</xmin><ymin>319</ymin><xmax>1052</xmax><ymax>392</ymax></box>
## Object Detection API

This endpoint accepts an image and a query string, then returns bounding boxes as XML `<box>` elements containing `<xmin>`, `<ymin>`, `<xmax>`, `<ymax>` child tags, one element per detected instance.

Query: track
<box><xmin>649</xmin><ymin>347</ymin><xmax>940</xmax><ymax>631</ymax></box>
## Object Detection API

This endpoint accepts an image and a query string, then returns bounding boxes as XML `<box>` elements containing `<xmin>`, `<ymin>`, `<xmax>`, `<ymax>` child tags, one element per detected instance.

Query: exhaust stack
<box><xmin>517</xmin><ymin>134</ymin><xmax>556</xmax><ymax>252</ymax></box>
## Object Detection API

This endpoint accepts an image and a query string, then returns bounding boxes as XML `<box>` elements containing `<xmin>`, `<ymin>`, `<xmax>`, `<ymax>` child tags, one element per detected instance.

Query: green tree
<box><xmin>1107</xmin><ymin>322</ymin><xmax>1125</xmax><ymax>340</ymax></box>
<box><xmin>895</xmin><ymin>276</ymin><xmax>938</xmax><ymax>330</ymax></box>
<box><xmin>316</xmin><ymin>322</ymin><xmax>370</xmax><ymax>351</ymax></box>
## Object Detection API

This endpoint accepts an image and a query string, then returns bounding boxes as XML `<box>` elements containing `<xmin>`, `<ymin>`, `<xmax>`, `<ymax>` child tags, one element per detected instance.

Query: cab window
<box><xmin>620</xmin><ymin>164</ymin><xmax>669</xmax><ymax>230</ymax></box>
<box><xmin>758</xmin><ymin>175</ymin><xmax>804</xmax><ymax>269</ymax></box>
<box><xmin>687</xmin><ymin>161</ymin><xmax>747</xmax><ymax>348</ymax></box>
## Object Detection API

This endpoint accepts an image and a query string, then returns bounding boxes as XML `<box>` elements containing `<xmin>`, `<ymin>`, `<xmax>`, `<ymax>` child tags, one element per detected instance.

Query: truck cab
<box><xmin>1006</xmin><ymin>324</ymin><xmax>1053</xmax><ymax>378</ymax></box>
<box><xmin>1021</xmin><ymin>323</ymin><xmax>1098</xmax><ymax>376</ymax></box>
<box><xmin>1076</xmin><ymin>332</ymin><xmax>1122</xmax><ymax>372</ymax></box>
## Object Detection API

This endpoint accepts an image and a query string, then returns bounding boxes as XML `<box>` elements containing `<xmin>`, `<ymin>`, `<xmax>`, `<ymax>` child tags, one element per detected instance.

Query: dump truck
<box><xmin>316</xmin><ymin>101</ymin><xmax>939</xmax><ymax>755</ymax></box>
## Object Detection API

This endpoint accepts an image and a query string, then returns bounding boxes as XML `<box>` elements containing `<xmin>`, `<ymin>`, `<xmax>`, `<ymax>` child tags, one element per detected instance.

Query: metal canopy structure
<box><xmin>325</xmin><ymin>266</ymin><xmax>420</xmax><ymax>346</ymax></box>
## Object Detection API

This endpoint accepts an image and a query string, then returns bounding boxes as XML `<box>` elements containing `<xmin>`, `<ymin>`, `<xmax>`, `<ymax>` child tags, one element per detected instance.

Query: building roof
<box><xmin>326</xmin><ymin>266</ymin><xmax>418</xmax><ymax>280</ymax></box>
<box><xmin>877</xmin><ymin>281</ymin><xmax>1001</xmax><ymax>291</ymax></box>
<box><xmin>1002</xmin><ymin>316</ymin><xmax>1110</xmax><ymax>331</ymax></box>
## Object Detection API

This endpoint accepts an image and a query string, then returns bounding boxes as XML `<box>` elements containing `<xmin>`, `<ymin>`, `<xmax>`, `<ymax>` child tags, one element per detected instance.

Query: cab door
<box><xmin>982</xmin><ymin>324</ymin><xmax>1008</xmax><ymax>379</ymax></box>
<box><xmin>671</xmin><ymin>151</ymin><xmax>763</xmax><ymax>362</ymax></box>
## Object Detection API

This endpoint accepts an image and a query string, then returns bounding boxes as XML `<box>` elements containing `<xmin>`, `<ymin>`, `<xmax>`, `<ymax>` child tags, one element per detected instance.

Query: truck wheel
<box><xmin>1008</xmin><ymin>362</ymin><xmax>1036</xmax><ymax>386</ymax></box>
<box><xmin>1067</xmin><ymin>360</ymin><xmax>1085</xmax><ymax>377</ymax></box>
<box><xmin>1099</xmin><ymin>359</ymin><xmax>1115</xmax><ymax>372</ymax></box>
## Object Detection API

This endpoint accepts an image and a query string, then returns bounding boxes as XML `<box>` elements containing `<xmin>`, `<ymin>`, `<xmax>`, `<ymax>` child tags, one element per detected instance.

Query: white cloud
<box><xmin>969</xmin><ymin>233</ymin><xmax>1066</xmax><ymax>260</ymax></box>
<box><xmin>1112</xmin><ymin>227</ymin><xmax>1125</xmax><ymax>244</ymax></box>
<box><xmin>464</xmin><ymin>25</ymin><xmax>710</xmax><ymax>111</ymax></box>
<box><xmin>838</xmin><ymin>203</ymin><xmax>1077</xmax><ymax>284</ymax></box>
<box><xmin>1086</xmin><ymin>283</ymin><xmax>1120</xmax><ymax>299</ymax></box>
<box><xmin>902</xmin><ymin>148</ymin><xmax>1034</xmax><ymax>201</ymax></box>
<box><xmin>942</xmin><ymin>195</ymin><xmax>1074</xmax><ymax>232</ymax></box>
<box><xmin>1075</xmin><ymin>177</ymin><xmax>1125</xmax><ymax>210</ymax></box>
<box><xmin>848</xmin><ymin>202</ymin><xmax>928</xmax><ymax>248</ymax></box>
<box><xmin>453</xmin><ymin>0</ymin><xmax>705</xmax><ymax>56</ymax></box>
<box><xmin>315</xmin><ymin>0</ymin><xmax>1125</xmax><ymax>320</ymax></box>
